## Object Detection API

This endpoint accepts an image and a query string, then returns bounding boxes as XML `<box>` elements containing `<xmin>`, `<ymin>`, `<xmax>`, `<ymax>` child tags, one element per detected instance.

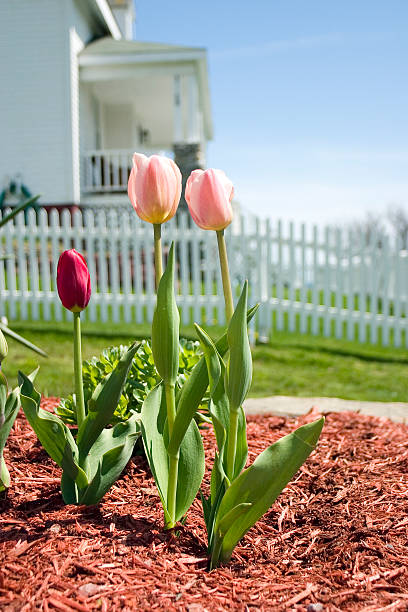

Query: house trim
<box><xmin>91</xmin><ymin>0</ymin><xmax>122</xmax><ymax>40</ymax></box>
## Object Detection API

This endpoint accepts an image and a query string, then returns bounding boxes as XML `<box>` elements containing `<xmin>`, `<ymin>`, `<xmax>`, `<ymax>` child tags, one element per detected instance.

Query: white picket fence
<box><xmin>1</xmin><ymin>206</ymin><xmax>408</xmax><ymax>347</ymax></box>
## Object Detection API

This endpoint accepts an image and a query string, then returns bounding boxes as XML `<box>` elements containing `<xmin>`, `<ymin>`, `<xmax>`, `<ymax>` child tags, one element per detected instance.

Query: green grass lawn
<box><xmin>3</xmin><ymin>320</ymin><xmax>408</xmax><ymax>403</ymax></box>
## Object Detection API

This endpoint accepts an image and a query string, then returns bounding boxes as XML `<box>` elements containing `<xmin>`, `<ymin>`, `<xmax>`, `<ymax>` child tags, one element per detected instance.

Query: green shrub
<box><xmin>57</xmin><ymin>338</ymin><xmax>202</xmax><ymax>426</ymax></box>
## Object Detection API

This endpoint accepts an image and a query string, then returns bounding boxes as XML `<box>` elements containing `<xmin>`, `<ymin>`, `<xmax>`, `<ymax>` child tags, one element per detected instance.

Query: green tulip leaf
<box><xmin>0</xmin><ymin>388</ymin><xmax>19</xmax><ymax>456</ymax></box>
<box><xmin>194</xmin><ymin>324</ymin><xmax>223</xmax><ymax>393</ymax></box>
<box><xmin>61</xmin><ymin>471</ymin><xmax>78</xmax><ymax>505</ymax></box>
<box><xmin>0</xmin><ymin>368</ymin><xmax>39</xmax><ymax>492</ymax></box>
<box><xmin>217</xmin><ymin>502</ymin><xmax>252</xmax><ymax>536</ymax></box>
<box><xmin>1</xmin><ymin>322</ymin><xmax>47</xmax><ymax>357</ymax></box>
<box><xmin>19</xmin><ymin>372</ymin><xmax>79</xmax><ymax>470</ymax></box>
<box><xmin>205</xmin><ymin>471</ymin><xmax>227</xmax><ymax>552</ymax></box>
<box><xmin>0</xmin><ymin>376</ymin><xmax>14</xmax><ymax>491</ymax></box>
<box><xmin>194</xmin><ymin>323</ymin><xmax>247</xmax><ymax>484</ymax></box>
<box><xmin>0</xmin><ymin>372</ymin><xmax>7</xmax><ymax>418</ymax></box>
<box><xmin>140</xmin><ymin>383</ymin><xmax>169</xmax><ymax>512</ymax></box>
<box><xmin>226</xmin><ymin>281</ymin><xmax>252</xmax><ymax>412</ymax></box>
<box><xmin>211</xmin><ymin>417</ymin><xmax>325</xmax><ymax>566</ymax></box>
<box><xmin>151</xmin><ymin>243</ymin><xmax>180</xmax><ymax>386</ymax></box>
<box><xmin>77</xmin><ymin>342</ymin><xmax>140</xmax><ymax>458</ymax></box>
<box><xmin>174</xmin><ymin>417</ymin><xmax>205</xmax><ymax>521</ymax></box>
<box><xmin>78</xmin><ymin>415</ymin><xmax>140</xmax><ymax>505</ymax></box>
<box><xmin>210</xmin><ymin>383</ymin><xmax>247</xmax><ymax>484</ymax></box>
<box><xmin>141</xmin><ymin>382</ymin><xmax>205</xmax><ymax>523</ymax></box>
<box><xmin>168</xmin><ymin>304</ymin><xmax>259</xmax><ymax>457</ymax></box>
<box><xmin>60</xmin><ymin>440</ymin><xmax>88</xmax><ymax>490</ymax></box>
<box><xmin>0</xmin><ymin>456</ymin><xmax>10</xmax><ymax>491</ymax></box>
<box><xmin>193</xmin><ymin>323</ymin><xmax>248</xmax><ymax>548</ymax></box>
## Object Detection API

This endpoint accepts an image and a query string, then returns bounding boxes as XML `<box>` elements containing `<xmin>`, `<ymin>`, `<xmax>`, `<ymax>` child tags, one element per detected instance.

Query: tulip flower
<box><xmin>186</xmin><ymin>168</ymin><xmax>235</xmax><ymax>321</ymax></box>
<box><xmin>57</xmin><ymin>249</ymin><xmax>91</xmax><ymax>313</ymax></box>
<box><xmin>185</xmin><ymin>168</ymin><xmax>234</xmax><ymax>232</ymax></box>
<box><xmin>128</xmin><ymin>154</ymin><xmax>182</xmax><ymax>289</ymax></box>
<box><xmin>128</xmin><ymin>154</ymin><xmax>181</xmax><ymax>225</ymax></box>
<box><xmin>57</xmin><ymin>249</ymin><xmax>91</xmax><ymax>427</ymax></box>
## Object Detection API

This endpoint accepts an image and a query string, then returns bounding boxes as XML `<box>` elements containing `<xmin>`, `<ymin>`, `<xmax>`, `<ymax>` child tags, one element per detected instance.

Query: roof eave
<box><xmin>79</xmin><ymin>48</ymin><xmax>207</xmax><ymax>65</ymax></box>
<box><xmin>92</xmin><ymin>0</ymin><xmax>122</xmax><ymax>40</ymax></box>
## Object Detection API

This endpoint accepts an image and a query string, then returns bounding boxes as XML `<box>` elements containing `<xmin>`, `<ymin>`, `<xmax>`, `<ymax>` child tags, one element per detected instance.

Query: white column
<box><xmin>173</xmin><ymin>74</ymin><xmax>183</xmax><ymax>143</ymax></box>
<box><xmin>70</xmin><ymin>28</ymin><xmax>84</xmax><ymax>204</ymax></box>
<box><xmin>187</xmin><ymin>74</ymin><xmax>200</xmax><ymax>142</ymax></box>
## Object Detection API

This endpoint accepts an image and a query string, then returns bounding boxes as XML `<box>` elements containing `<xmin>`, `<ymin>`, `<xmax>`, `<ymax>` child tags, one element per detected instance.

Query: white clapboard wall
<box><xmin>1</xmin><ymin>206</ymin><xmax>408</xmax><ymax>347</ymax></box>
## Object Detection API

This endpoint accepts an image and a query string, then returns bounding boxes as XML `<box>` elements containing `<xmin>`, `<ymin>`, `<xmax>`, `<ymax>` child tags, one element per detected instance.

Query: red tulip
<box><xmin>57</xmin><ymin>249</ymin><xmax>91</xmax><ymax>312</ymax></box>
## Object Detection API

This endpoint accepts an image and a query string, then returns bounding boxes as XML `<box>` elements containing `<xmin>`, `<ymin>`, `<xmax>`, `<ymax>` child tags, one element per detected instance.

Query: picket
<box><xmin>96</xmin><ymin>210</ymin><xmax>109</xmax><ymax>322</ymax></box>
<box><xmin>381</xmin><ymin>236</ymin><xmax>391</xmax><ymax>346</ymax></box>
<box><xmin>394</xmin><ymin>235</ymin><xmax>402</xmax><ymax>347</ymax></box>
<box><xmin>369</xmin><ymin>230</ymin><xmax>379</xmax><ymax>345</ymax></box>
<box><xmin>84</xmin><ymin>209</ymin><xmax>97</xmax><ymax>323</ymax></box>
<box><xmin>27</xmin><ymin>208</ymin><xmax>39</xmax><ymax>320</ymax></box>
<box><xmin>4</xmin><ymin>213</ymin><xmax>17</xmax><ymax>319</ymax></box>
<box><xmin>120</xmin><ymin>210</ymin><xmax>132</xmax><ymax>324</ymax></box>
<box><xmin>276</xmin><ymin>219</ymin><xmax>284</xmax><ymax>331</ymax></box>
<box><xmin>0</xmin><ymin>206</ymin><xmax>407</xmax><ymax>348</ymax></box>
<box><xmin>131</xmin><ymin>214</ymin><xmax>143</xmax><ymax>324</ymax></box>
<box><xmin>334</xmin><ymin>227</ymin><xmax>343</xmax><ymax>340</ymax></box>
<box><xmin>39</xmin><ymin>208</ymin><xmax>51</xmax><ymax>321</ymax></box>
<box><xmin>297</xmin><ymin>224</ymin><xmax>304</xmax><ymax>334</ymax></box>
<box><xmin>311</xmin><ymin>225</ymin><xmax>319</xmax><ymax>335</ymax></box>
<box><xmin>49</xmin><ymin>209</ymin><xmax>63</xmax><ymax>322</ymax></box>
<box><xmin>261</xmin><ymin>218</ymin><xmax>272</xmax><ymax>338</ymax></box>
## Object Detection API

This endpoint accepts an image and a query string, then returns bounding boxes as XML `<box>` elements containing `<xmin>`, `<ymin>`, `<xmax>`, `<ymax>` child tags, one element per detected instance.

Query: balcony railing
<box><xmin>82</xmin><ymin>149</ymin><xmax>173</xmax><ymax>194</ymax></box>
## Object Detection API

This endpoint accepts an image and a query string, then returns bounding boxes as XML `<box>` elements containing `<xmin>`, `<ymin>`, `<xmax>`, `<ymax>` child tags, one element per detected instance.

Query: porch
<box><xmin>83</xmin><ymin>148</ymin><xmax>172</xmax><ymax>193</ymax></box>
<box><xmin>78</xmin><ymin>38</ymin><xmax>212</xmax><ymax>197</ymax></box>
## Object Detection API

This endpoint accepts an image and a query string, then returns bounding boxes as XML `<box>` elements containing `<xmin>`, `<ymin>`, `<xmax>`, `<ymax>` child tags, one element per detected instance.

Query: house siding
<box><xmin>0</xmin><ymin>0</ymin><xmax>104</xmax><ymax>205</ymax></box>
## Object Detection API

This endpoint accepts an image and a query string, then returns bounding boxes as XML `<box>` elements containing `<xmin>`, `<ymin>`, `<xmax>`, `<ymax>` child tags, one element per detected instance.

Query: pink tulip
<box><xmin>185</xmin><ymin>168</ymin><xmax>234</xmax><ymax>231</ymax></box>
<box><xmin>57</xmin><ymin>249</ymin><xmax>91</xmax><ymax>312</ymax></box>
<box><xmin>128</xmin><ymin>153</ymin><xmax>182</xmax><ymax>224</ymax></box>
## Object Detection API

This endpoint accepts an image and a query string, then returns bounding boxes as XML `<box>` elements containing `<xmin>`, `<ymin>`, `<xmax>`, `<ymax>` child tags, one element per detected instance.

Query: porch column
<box><xmin>173</xmin><ymin>74</ymin><xmax>183</xmax><ymax>143</ymax></box>
<box><xmin>187</xmin><ymin>74</ymin><xmax>200</xmax><ymax>143</ymax></box>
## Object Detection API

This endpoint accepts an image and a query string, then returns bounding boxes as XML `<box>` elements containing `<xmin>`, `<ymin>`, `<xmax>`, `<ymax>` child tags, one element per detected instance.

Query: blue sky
<box><xmin>135</xmin><ymin>1</ymin><xmax>408</xmax><ymax>224</ymax></box>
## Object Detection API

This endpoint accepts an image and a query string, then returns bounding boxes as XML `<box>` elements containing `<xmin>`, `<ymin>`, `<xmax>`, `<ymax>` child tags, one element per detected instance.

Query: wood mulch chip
<box><xmin>1</xmin><ymin>399</ymin><xmax>408</xmax><ymax>611</ymax></box>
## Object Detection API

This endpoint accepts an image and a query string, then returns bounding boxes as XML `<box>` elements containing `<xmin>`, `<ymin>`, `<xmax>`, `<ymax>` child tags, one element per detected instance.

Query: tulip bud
<box><xmin>128</xmin><ymin>153</ymin><xmax>182</xmax><ymax>224</ymax></box>
<box><xmin>0</xmin><ymin>330</ymin><xmax>8</xmax><ymax>363</ymax></box>
<box><xmin>185</xmin><ymin>168</ymin><xmax>234</xmax><ymax>231</ymax></box>
<box><xmin>57</xmin><ymin>249</ymin><xmax>91</xmax><ymax>312</ymax></box>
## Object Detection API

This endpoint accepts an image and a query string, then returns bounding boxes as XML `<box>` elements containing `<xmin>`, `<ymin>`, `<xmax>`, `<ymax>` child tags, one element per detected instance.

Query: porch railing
<box><xmin>82</xmin><ymin>149</ymin><xmax>173</xmax><ymax>194</ymax></box>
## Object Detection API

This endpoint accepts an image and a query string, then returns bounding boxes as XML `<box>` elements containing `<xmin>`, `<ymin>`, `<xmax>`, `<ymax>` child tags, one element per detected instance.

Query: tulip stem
<box><xmin>226</xmin><ymin>408</ymin><xmax>239</xmax><ymax>481</ymax></box>
<box><xmin>73</xmin><ymin>312</ymin><xmax>86</xmax><ymax>428</ymax></box>
<box><xmin>165</xmin><ymin>382</ymin><xmax>178</xmax><ymax>529</ymax></box>
<box><xmin>216</xmin><ymin>230</ymin><xmax>234</xmax><ymax>322</ymax></box>
<box><xmin>153</xmin><ymin>223</ymin><xmax>163</xmax><ymax>290</ymax></box>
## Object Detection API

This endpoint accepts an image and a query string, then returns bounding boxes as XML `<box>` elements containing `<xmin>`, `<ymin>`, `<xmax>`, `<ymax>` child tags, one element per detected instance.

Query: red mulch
<box><xmin>1</xmin><ymin>400</ymin><xmax>408</xmax><ymax>611</ymax></box>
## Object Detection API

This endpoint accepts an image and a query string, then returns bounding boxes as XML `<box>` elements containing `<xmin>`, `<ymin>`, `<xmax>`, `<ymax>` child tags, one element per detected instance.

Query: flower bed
<box><xmin>1</xmin><ymin>400</ymin><xmax>407</xmax><ymax>611</ymax></box>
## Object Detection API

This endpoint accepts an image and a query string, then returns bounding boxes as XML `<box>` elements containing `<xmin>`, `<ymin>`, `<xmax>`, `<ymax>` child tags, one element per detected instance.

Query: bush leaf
<box><xmin>77</xmin><ymin>342</ymin><xmax>139</xmax><ymax>458</ymax></box>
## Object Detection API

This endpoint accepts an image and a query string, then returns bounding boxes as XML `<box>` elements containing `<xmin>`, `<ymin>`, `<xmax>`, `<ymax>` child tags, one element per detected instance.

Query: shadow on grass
<box><xmin>270</xmin><ymin>341</ymin><xmax>408</xmax><ymax>365</ymax></box>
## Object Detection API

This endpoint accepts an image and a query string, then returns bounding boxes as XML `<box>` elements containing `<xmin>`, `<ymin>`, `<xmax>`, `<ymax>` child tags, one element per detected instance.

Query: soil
<box><xmin>0</xmin><ymin>399</ymin><xmax>408</xmax><ymax>611</ymax></box>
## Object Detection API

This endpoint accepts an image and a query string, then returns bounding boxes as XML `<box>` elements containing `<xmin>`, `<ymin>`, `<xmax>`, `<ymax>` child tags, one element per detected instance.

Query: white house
<box><xmin>0</xmin><ymin>0</ymin><xmax>213</xmax><ymax>208</ymax></box>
